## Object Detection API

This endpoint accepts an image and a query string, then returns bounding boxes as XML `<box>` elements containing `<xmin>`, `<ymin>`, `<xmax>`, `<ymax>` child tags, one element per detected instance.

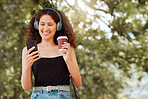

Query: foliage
<box><xmin>0</xmin><ymin>0</ymin><xmax>35</xmax><ymax>98</ymax></box>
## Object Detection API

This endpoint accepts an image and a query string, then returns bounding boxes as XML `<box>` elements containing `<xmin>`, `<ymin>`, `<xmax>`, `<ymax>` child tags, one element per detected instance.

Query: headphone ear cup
<box><xmin>57</xmin><ymin>22</ymin><xmax>62</xmax><ymax>31</ymax></box>
<box><xmin>34</xmin><ymin>21</ymin><xmax>39</xmax><ymax>30</ymax></box>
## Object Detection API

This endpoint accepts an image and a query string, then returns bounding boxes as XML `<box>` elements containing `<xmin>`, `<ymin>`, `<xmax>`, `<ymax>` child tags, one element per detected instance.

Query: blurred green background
<box><xmin>0</xmin><ymin>0</ymin><xmax>148</xmax><ymax>99</ymax></box>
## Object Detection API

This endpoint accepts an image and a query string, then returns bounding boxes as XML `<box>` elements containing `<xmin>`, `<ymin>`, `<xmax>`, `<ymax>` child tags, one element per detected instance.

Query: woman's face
<box><xmin>39</xmin><ymin>15</ymin><xmax>57</xmax><ymax>40</ymax></box>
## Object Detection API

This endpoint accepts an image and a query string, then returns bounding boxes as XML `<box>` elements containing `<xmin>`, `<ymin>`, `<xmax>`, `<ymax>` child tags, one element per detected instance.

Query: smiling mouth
<box><xmin>43</xmin><ymin>32</ymin><xmax>50</xmax><ymax>35</ymax></box>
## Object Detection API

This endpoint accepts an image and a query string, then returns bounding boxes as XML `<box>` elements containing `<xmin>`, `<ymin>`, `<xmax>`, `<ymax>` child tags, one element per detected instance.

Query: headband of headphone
<box><xmin>34</xmin><ymin>8</ymin><xmax>62</xmax><ymax>31</ymax></box>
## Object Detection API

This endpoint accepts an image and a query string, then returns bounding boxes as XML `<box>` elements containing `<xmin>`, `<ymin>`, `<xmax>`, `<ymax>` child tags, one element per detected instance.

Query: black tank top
<box><xmin>32</xmin><ymin>56</ymin><xmax>70</xmax><ymax>86</ymax></box>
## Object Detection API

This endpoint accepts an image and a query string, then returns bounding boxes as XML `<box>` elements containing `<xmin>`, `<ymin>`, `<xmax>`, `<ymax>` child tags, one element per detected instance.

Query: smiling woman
<box><xmin>26</xmin><ymin>8</ymin><xmax>78</xmax><ymax>47</ymax></box>
<box><xmin>21</xmin><ymin>8</ymin><xmax>82</xmax><ymax>99</ymax></box>
<box><xmin>39</xmin><ymin>15</ymin><xmax>57</xmax><ymax>41</ymax></box>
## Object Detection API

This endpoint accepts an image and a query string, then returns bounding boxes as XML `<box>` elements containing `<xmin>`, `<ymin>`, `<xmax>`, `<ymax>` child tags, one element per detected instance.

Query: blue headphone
<box><xmin>34</xmin><ymin>8</ymin><xmax>62</xmax><ymax>31</ymax></box>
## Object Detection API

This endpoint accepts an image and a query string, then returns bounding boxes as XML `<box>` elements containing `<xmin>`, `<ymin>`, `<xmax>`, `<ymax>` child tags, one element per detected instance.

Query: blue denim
<box><xmin>31</xmin><ymin>85</ymin><xmax>72</xmax><ymax>99</ymax></box>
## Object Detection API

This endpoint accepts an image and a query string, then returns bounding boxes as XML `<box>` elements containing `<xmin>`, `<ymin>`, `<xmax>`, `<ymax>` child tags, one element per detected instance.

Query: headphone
<box><xmin>34</xmin><ymin>8</ymin><xmax>62</xmax><ymax>31</ymax></box>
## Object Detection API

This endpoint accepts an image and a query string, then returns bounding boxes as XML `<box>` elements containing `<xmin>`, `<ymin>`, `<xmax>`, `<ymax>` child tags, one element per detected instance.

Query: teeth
<box><xmin>43</xmin><ymin>32</ymin><xmax>49</xmax><ymax>34</ymax></box>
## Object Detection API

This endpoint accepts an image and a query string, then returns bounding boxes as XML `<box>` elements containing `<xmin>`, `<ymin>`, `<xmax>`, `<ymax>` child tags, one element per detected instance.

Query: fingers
<box><xmin>27</xmin><ymin>52</ymin><xmax>41</xmax><ymax>63</ymax></box>
<box><xmin>25</xmin><ymin>46</ymin><xmax>41</xmax><ymax>65</ymax></box>
<box><xmin>26</xmin><ymin>50</ymin><xmax>40</xmax><ymax>59</ymax></box>
<box><xmin>28</xmin><ymin>52</ymin><xmax>40</xmax><ymax>60</ymax></box>
<box><xmin>60</xmin><ymin>42</ymin><xmax>71</xmax><ymax>54</ymax></box>
<box><xmin>62</xmin><ymin>42</ymin><xmax>71</xmax><ymax>50</ymax></box>
<box><xmin>30</xmin><ymin>50</ymin><xmax>40</xmax><ymax>57</ymax></box>
<box><xmin>33</xmin><ymin>55</ymin><xmax>42</xmax><ymax>62</ymax></box>
<box><xmin>60</xmin><ymin>49</ymin><xmax>67</xmax><ymax>53</ymax></box>
<box><xmin>26</xmin><ymin>46</ymin><xmax>35</xmax><ymax>56</ymax></box>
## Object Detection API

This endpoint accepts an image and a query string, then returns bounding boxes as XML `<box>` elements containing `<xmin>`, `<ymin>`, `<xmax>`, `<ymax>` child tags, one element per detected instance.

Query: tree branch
<box><xmin>64</xmin><ymin>0</ymin><xmax>80</xmax><ymax>13</ymax></box>
<box><xmin>82</xmin><ymin>0</ymin><xmax>109</xmax><ymax>14</ymax></box>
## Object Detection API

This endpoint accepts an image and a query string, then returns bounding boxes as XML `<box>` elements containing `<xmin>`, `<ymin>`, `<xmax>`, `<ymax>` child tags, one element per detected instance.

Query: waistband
<box><xmin>33</xmin><ymin>85</ymin><xmax>70</xmax><ymax>92</ymax></box>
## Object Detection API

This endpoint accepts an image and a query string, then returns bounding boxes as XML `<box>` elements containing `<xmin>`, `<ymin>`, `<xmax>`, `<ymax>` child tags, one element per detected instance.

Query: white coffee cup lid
<box><xmin>57</xmin><ymin>36</ymin><xmax>68</xmax><ymax>40</ymax></box>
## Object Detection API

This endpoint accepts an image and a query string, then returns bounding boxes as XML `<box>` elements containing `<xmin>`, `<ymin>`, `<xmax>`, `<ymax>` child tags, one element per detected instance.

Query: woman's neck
<box><xmin>40</xmin><ymin>39</ymin><xmax>56</xmax><ymax>47</ymax></box>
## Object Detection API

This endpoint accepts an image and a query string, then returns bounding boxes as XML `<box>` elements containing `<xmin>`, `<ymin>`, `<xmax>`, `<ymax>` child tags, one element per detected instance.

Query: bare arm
<box><xmin>21</xmin><ymin>46</ymin><xmax>41</xmax><ymax>91</ymax></box>
<box><xmin>66</xmin><ymin>48</ymin><xmax>82</xmax><ymax>88</ymax></box>
<box><xmin>61</xmin><ymin>42</ymin><xmax>82</xmax><ymax>88</ymax></box>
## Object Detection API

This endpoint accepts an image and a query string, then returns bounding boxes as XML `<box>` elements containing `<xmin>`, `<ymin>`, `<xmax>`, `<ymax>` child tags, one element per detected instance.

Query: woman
<box><xmin>21</xmin><ymin>8</ymin><xmax>82</xmax><ymax>99</ymax></box>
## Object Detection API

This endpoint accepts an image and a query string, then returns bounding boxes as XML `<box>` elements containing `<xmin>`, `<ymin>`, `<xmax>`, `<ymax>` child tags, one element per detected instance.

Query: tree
<box><xmin>62</xmin><ymin>0</ymin><xmax>148</xmax><ymax>98</ymax></box>
<box><xmin>0</xmin><ymin>0</ymin><xmax>36</xmax><ymax>98</ymax></box>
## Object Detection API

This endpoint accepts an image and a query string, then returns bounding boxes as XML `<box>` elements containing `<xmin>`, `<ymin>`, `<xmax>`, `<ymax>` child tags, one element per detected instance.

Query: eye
<box><xmin>40</xmin><ymin>23</ymin><xmax>45</xmax><ymax>26</ymax></box>
<box><xmin>48</xmin><ymin>23</ymin><xmax>53</xmax><ymax>26</ymax></box>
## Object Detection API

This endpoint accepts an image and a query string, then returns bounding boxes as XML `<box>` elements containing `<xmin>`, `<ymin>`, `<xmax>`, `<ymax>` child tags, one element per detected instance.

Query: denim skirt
<box><xmin>31</xmin><ymin>85</ymin><xmax>72</xmax><ymax>99</ymax></box>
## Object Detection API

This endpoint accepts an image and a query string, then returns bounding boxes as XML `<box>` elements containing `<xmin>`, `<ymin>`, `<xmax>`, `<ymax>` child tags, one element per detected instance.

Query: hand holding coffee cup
<box><xmin>57</xmin><ymin>36</ymin><xmax>68</xmax><ymax>52</ymax></box>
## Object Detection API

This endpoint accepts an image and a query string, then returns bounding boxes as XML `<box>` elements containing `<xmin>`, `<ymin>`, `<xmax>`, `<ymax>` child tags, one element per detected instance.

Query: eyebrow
<box><xmin>40</xmin><ymin>22</ymin><xmax>53</xmax><ymax>23</ymax></box>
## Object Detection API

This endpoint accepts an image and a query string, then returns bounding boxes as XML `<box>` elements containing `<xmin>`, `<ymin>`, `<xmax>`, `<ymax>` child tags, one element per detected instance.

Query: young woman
<box><xmin>21</xmin><ymin>8</ymin><xmax>82</xmax><ymax>99</ymax></box>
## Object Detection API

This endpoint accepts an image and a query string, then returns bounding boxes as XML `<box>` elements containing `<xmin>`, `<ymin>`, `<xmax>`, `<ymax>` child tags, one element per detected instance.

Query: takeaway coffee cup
<box><xmin>57</xmin><ymin>36</ymin><xmax>68</xmax><ymax>52</ymax></box>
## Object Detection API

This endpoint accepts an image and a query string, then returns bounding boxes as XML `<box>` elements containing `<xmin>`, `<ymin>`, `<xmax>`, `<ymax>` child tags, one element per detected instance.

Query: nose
<box><xmin>44</xmin><ymin>25</ymin><xmax>50</xmax><ymax>32</ymax></box>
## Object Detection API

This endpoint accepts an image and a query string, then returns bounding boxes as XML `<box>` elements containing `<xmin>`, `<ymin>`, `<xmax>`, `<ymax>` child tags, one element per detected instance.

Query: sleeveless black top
<box><xmin>32</xmin><ymin>56</ymin><xmax>70</xmax><ymax>86</ymax></box>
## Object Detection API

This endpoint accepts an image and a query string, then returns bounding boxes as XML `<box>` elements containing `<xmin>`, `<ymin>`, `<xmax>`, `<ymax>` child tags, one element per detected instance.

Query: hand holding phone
<box><xmin>26</xmin><ymin>40</ymin><xmax>40</xmax><ymax>60</ymax></box>
<box><xmin>26</xmin><ymin>40</ymin><xmax>38</xmax><ymax>54</ymax></box>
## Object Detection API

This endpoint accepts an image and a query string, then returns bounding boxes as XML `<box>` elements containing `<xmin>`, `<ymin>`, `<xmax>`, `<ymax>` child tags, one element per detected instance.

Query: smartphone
<box><xmin>26</xmin><ymin>40</ymin><xmax>38</xmax><ymax>54</ymax></box>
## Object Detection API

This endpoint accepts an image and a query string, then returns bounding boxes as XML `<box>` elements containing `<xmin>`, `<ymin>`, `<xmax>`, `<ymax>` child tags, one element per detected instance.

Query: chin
<box><xmin>42</xmin><ymin>35</ymin><xmax>53</xmax><ymax>40</ymax></box>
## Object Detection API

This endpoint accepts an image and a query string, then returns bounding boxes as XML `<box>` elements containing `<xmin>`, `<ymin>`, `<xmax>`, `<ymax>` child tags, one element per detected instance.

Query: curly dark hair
<box><xmin>26</xmin><ymin>8</ymin><xmax>77</xmax><ymax>48</ymax></box>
